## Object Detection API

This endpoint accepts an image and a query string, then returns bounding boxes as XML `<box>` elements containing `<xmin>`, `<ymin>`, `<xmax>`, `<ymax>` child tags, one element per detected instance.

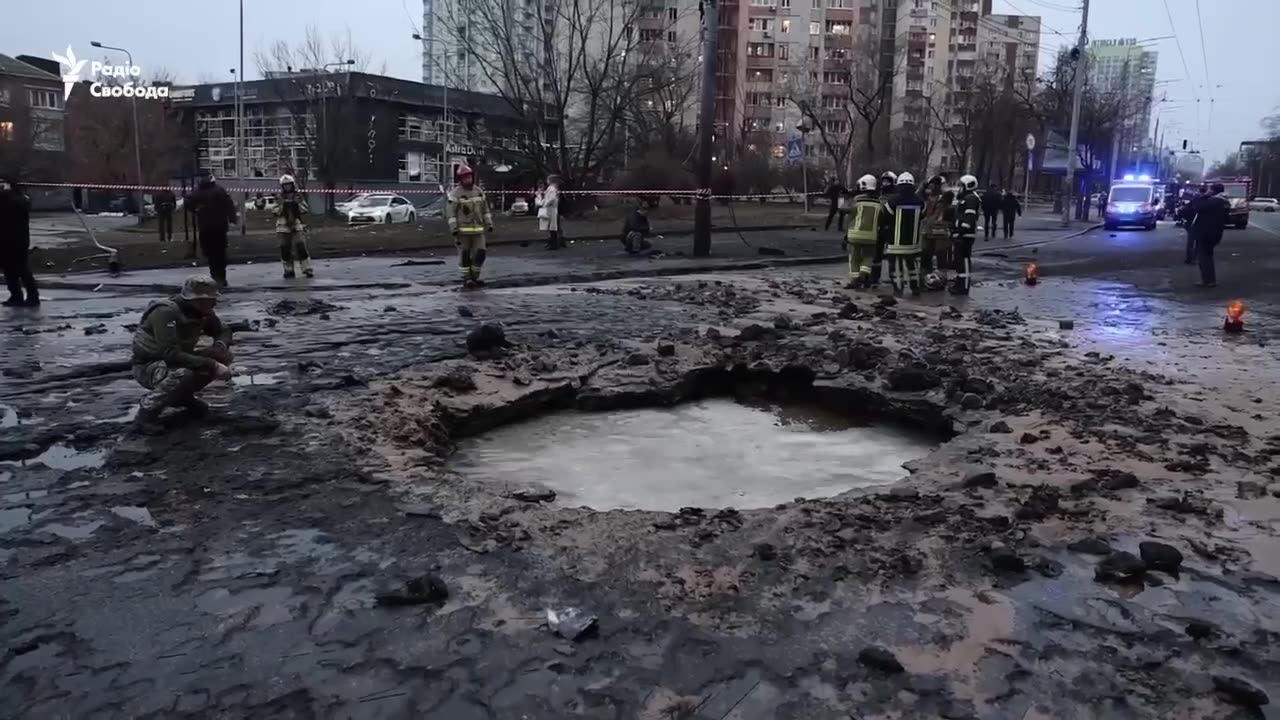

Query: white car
<box><xmin>510</xmin><ymin>198</ymin><xmax>529</xmax><ymax>214</ymax></box>
<box><xmin>1249</xmin><ymin>197</ymin><xmax>1279</xmax><ymax>212</ymax></box>
<box><xmin>245</xmin><ymin>196</ymin><xmax>277</xmax><ymax>212</ymax></box>
<box><xmin>346</xmin><ymin>194</ymin><xmax>417</xmax><ymax>225</ymax></box>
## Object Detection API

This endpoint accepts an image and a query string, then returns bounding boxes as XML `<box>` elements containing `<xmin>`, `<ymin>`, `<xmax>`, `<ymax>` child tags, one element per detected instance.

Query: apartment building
<box><xmin>890</xmin><ymin>0</ymin><xmax>1040</xmax><ymax>175</ymax></box>
<box><xmin>1087</xmin><ymin>38</ymin><xmax>1158</xmax><ymax>154</ymax></box>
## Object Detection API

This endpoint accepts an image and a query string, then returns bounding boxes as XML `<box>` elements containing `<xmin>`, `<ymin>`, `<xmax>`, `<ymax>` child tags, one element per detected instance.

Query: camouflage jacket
<box><xmin>131</xmin><ymin>297</ymin><xmax>231</xmax><ymax>370</ymax></box>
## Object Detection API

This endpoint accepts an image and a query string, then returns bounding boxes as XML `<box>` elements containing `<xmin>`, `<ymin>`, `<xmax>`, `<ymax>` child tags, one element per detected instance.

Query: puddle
<box><xmin>0</xmin><ymin>404</ymin><xmax>16</xmax><ymax>428</ymax></box>
<box><xmin>194</xmin><ymin>586</ymin><xmax>302</xmax><ymax>627</ymax></box>
<box><xmin>0</xmin><ymin>507</ymin><xmax>32</xmax><ymax>533</ymax></box>
<box><xmin>111</xmin><ymin>505</ymin><xmax>157</xmax><ymax>528</ymax></box>
<box><xmin>3</xmin><ymin>490</ymin><xmax>48</xmax><ymax>502</ymax></box>
<box><xmin>44</xmin><ymin>521</ymin><xmax>104</xmax><ymax>540</ymax></box>
<box><xmin>0</xmin><ymin>444</ymin><xmax>107</xmax><ymax>471</ymax></box>
<box><xmin>450</xmin><ymin>399</ymin><xmax>935</xmax><ymax>511</ymax></box>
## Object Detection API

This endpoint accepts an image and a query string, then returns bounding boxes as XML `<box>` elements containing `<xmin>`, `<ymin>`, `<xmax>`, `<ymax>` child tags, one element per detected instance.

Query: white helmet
<box><xmin>925</xmin><ymin>272</ymin><xmax>943</xmax><ymax>290</ymax></box>
<box><xmin>959</xmin><ymin>174</ymin><xmax>978</xmax><ymax>191</ymax></box>
<box><xmin>279</xmin><ymin>174</ymin><xmax>296</xmax><ymax>186</ymax></box>
<box><xmin>897</xmin><ymin>172</ymin><xmax>915</xmax><ymax>186</ymax></box>
<box><xmin>856</xmin><ymin>174</ymin><xmax>877</xmax><ymax>191</ymax></box>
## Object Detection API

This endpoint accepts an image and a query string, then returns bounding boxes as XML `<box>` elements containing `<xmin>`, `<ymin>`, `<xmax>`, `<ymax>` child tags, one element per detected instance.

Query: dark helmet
<box><xmin>926</xmin><ymin>174</ymin><xmax>946</xmax><ymax>188</ymax></box>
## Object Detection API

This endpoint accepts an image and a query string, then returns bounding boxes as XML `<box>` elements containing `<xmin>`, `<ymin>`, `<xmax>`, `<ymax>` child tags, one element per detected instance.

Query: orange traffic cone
<box><xmin>1024</xmin><ymin>262</ymin><xmax>1039</xmax><ymax>286</ymax></box>
<box><xmin>1224</xmin><ymin>300</ymin><xmax>1245</xmax><ymax>333</ymax></box>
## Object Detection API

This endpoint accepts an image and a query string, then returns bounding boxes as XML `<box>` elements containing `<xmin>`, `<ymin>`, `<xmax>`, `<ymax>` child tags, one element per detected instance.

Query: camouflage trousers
<box><xmin>132</xmin><ymin>361</ymin><xmax>215</xmax><ymax>413</ymax></box>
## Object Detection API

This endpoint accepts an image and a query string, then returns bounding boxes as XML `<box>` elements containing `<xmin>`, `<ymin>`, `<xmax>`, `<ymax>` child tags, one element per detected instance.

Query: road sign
<box><xmin>786</xmin><ymin>138</ymin><xmax>804</xmax><ymax>164</ymax></box>
<box><xmin>1025</xmin><ymin>133</ymin><xmax>1036</xmax><ymax>151</ymax></box>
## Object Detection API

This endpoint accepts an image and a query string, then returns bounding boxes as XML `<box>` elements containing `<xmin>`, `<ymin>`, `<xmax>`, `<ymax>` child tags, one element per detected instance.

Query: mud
<box><xmin>2</xmin><ymin>270</ymin><xmax>1279</xmax><ymax>718</ymax></box>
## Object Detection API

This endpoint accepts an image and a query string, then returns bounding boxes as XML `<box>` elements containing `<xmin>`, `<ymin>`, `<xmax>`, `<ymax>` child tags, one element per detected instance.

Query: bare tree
<box><xmin>783</xmin><ymin>28</ymin><xmax>897</xmax><ymax>183</ymax></box>
<box><xmin>253</xmin><ymin>26</ymin><xmax>377</xmax><ymax>209</ymax></box>
<box><xmin>442</xmin><ymin>0</ymin><xmax>696</xmax><ymax>194</ymax></box>
<box><xmin>0</xmin><ymin>97</ymin><xmax>60</xmax><ymax>182</ymax></box>
<box><xmin>64</xmin><ymin>70</ymin><xmax>190</xmax><ymax>185</ymax></box>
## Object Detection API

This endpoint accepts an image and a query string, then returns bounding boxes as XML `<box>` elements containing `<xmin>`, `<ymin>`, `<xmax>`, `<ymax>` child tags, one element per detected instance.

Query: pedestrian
<box><xmin>184</xmin><ymin>174</ymin><xmax>237</xmax><ymax>288</ymax></box>
<box><xmin>950</xmin><ymin>174</ymin><xmax>981</xmax><ymax>295</ymax></box>
<box><xmin>1178</xmin><ymin>184</ymin><xmax>1208</xmax><ymax>264</ymax></box>
<box><xmin>823</xmin><ymin>176</ymin><xmax>846</xmax><ymax>231</ymax></box>
<box><xmin>981</xmin><ymin>182</ymin><xmax>1001</xmax><ymax>240</ymax></box>
<box><xmin>154</xmin><ymin>187</ymin><xmax>177</xmax><ymax>242</ymax></box>
<box><xmin>879</xmin><ymin>172</ymin><xmax>925</xmax><ymax>297</ymax></box>
<box><xmin>870</xmin><ymin>171</ymin><xmax>897</xmax><ymax>285</ymax></box>
<box><xmin>1001</xmin><ymin>189</ymin><xmax>1022</xmax><ymax>239</ymax></box>
<box><xmin>447</xmin><ymin>163</ymin><xmax>494</xmax><ymax>287</ymax></box>
<box><xmin>1096</xmin><ymin>189</ymin><xmax>1107</xmax><ymax>219</ymax></box>
<box><xmin>0</xmin><ymin>177</ymin><xmax>38</xmax><ymax>307</ymax></box>
<box><xmin>540</xmin><ymin>174</ymin><xmax>563</xmax><ymax>249</ymax></box>
<box><xmin>619</xmin><ymin>200</ymin><xmax>653</xmax><ymax>254</ymax></box>
<box><xmin>1181</xmin><ymin>182</ymin><xmax>1231</xmax><ymax>288</ymax></box>
<box><xmin>533</xmin><ymin>181</ymin><xmax>546</xmax><ymax>219</ymax></box>
<box><xmin>844</xmin><ymin>174</ymin><xmax>881</xmax><ymax>289</ymax></box>
<box><xmin>274</xmin><ymin>174</ymin><xmax>313</xmax><ymax>279</ymax></box>
<box><xmin>130</xmin><ymin>274</ymin><xmax>234</xmax><ymax>435</ymax></box>
<box><xmin>921</xmin><ymin>175</ymin><xmax>952</xmax><ymax>290</ymax></box>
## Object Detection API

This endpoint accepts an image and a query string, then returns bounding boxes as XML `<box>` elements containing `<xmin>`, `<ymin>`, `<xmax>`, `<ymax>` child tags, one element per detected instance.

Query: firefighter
<box><xmin>950</xmin><ymin>174</ymin><xmax>981</xmax><ymax>295</ymax></box>
<box><xmin>870</xmin><ymin>171</ymin><xmax>897</xmax><ymax>285</ymax></box>
<box><xmin>879</xmin><ymin>172</ymin><xmax>925</xmax><ymax>297</ymax></box>
<box><xmin>274</xmin><ymin>175</ymin><xmax>313</xmax><ymax>279</ymax></box>
<box><xmin>844</xmin><ymin>174</ymin><xmax>880</xmax><ymax>289</ymax></box>
<box><xmin>447</xmin><ymin>164</ymin><xmax>494</xmax><ymax>287</ymax></box>
<box><xmin>921</xmin><ymin>175</ymin><xmax>952</xmax><ymax>291</ymax></box>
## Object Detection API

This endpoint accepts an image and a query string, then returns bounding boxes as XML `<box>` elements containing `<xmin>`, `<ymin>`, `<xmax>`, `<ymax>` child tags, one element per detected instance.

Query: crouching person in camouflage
<box><xmin>130</xmin><ymin>275</ymin><xmax>234</xmax><ymax>434</ymax></box>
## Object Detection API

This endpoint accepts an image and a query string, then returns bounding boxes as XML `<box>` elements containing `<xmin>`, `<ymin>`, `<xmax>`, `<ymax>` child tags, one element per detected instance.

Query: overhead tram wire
<box><xmin>1194</xmin><ymin>0</ymin><xmax>1214</xmax><ymax>132</ymax></box>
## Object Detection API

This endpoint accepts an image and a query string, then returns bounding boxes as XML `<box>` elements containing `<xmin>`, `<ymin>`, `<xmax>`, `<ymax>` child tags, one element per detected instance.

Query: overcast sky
<box><xmin>4</xmin><ymin>0</ymin><xmax>1275</xmax><ymax>164</ymax></box>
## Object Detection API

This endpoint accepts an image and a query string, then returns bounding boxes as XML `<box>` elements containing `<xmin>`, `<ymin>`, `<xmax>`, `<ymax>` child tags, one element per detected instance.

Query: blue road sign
<box><xmin>786</xmin><ymin>138</ymin><xmax>804</xmax><ymax>163</ymax></box>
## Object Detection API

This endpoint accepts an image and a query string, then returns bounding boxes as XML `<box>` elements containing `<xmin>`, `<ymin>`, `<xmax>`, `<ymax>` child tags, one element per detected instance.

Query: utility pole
<box><xmin>238</xmin><ymin>0</ymin><xmax>246</xmax><ymax>236</ymax></box>
<box><xmin>1061</xmin><ymin>0</ymin><xmax>1090</xmax><ymax>227</ymax></box>
<box><xmin>693</xmin><ymin>0</ymin><xmax>719</xmax><ymax>258</ymax></box>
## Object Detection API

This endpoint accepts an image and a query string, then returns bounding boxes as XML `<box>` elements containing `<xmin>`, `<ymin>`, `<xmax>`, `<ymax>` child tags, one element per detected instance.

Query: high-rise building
<box><xmin>891</xmin><ymin>0</ymin><xmax>1041</xmax><ymax>175</ymax></box>
<box><xmin>1087</xmin><ymin>38</ymin><xmax>1158</xmax><ymax>153</ymax></box>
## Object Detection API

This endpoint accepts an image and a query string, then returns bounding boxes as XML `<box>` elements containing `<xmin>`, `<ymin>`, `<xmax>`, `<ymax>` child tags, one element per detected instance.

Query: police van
<box><xmin>1103</xmin><ymin>175</ymin><xmax>1158</xmax><ymax>231</ymax></box>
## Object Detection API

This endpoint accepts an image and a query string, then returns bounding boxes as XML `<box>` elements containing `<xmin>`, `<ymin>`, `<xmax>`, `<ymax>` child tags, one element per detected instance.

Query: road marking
<box><xmin>1249</xmin><ymin>221</ymin><xmax>1280</xmax><ymax>237</ymax></box>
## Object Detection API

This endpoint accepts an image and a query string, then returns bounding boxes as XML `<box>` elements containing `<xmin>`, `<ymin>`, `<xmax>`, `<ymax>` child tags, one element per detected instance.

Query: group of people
<box><xmin>826</xmin><ymin>178</ymin><xmax>1022</xmax><ymax>240</ymax></box>
<box><xmin>842</xmin><ymin>171</ymin><xmax>984</xmax><ymax>296</ymax></box>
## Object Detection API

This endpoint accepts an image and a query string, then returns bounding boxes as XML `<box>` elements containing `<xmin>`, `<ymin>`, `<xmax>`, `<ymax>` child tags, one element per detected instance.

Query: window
<box><xmin>825</xmin><ymin>20</ymin><xmax>851</xmax><ymax>35</ymax></box>
<box><xmin>780</xmin><ymin>19</ymin><xmax>791</xmax><ymax>32</ymax></box>
<box><xmin>27</xmin><ymin>88</ymin><xmax>62</xmax><ymax>110</ymax></box>
<box><xmin>778</xmin><ymin>43</ymin><xmax>790</xmax><ymax>60</ymax></box>
<box><xmin>774</xmin><ymin>95</ymin><xmax>787</xmax><ymax>107</ymax></box>
<box><xmin>746</xmin><ymin>91</ymin><xmax>772</xmax><ymax>105</ymax></box>
<box><xmin>827</xmin><ymin>0</ymin><xmax>852</xmax><ymax>7</ymax></box>
<box><xmin>820</xmin><ymin>94</ymin><xmax>841</xmax><ymax>108</ymax></box>
<box><xmin>667</xmin><ymin>30</ymin><xmax>676</xmax><ymax>42</ymax></box>
<box><xmin>823</xmin><ymin>70</ymin><xmax>847</xmax><ymax>83</ymax></box>
<box><xmin>826</xmin><ymin>119</ymin><xmax>850</xmax><ymax>133</ymax></box>
<box><xmin>749</xmin><ymin>69</ymin><xmax>774</xmax><ymax>82</ymax></box>
<box><xmin>927</xmin><ymin>49</ymin><xmax>934</xmax><ymax>58</ymax></box>
<box><xmin>748</xmin><ymin>18</ymin><xmax>774</xmax><ymax>31</ymax></box>
<box><xmin>0</xmin><ymin>121</ymin><xmax>12</xmax><ymax>141</ymax></box>
<box><xmin>747</xmin><ymin>43</ymin><xmax>775</xmax><ymax>57</ymax></box>
<box><xmin>781</xmin><ymin>0</ymin><xmax>791</xmax><ymax>7</ymax></box>
<box><xmin>0</xmin><ymin>88</ymin><xmax>9</xmax><ymax>107</ymax></box>
<box><xmin>669</xmin><ymin>7</ymin><xmax>678</xmax><ymax>19</ymax></box>
<box><xmin>640</xmin><ymin>28</ymin><xmax>663</xmax><ymax>42</ymax></box>
<box><xmin>749</xmin><ymin>0</ymin><xmax>776</xmax><ymax>6</ymax></box>
<box><xmin>809</xmin><ymin>21</ymin><xmax>820</xmax><ymax>34</ymax></box>
<box><xmin>772</xmin><ymin>144</ymin><xmax>785</xmax><ymax>159</ymax></box>
<box><xmin>810</xmin><ymin>46</ymin><xmax>820</xmax><ymax>60</ymax></box>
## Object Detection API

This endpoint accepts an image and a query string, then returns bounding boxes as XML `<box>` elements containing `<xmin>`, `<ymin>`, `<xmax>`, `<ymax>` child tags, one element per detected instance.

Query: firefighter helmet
<box><xmin>856</xmin><ymin>174</ymin><xmax>877</xmax><ymax>192</ymax></box>
<box><xmin>925</xmin><ymin>272</ymin><xmax>944</xmax><ymax>290</ymax></box>
<box><xmin>897</xmin><ymin>172</ymin><xmax>916</xmax><ymax>186</ymax></box>
<box><xmin>879</xmin><ymin>171</ymin><xmax>897</xmax><ymax>184</ymax></box>
<box><xmin>456</xmin><ymin>164</ymin><xmax>475</xmax><ymax>183</ymax></box>
<box><xmin>927</xmin><ymin>174</ymin><xmax>946</xmax><ymax>188</ymax></box>
<box><xmin>958</xmin><ymin>174</ymin><xmax>979</xmax><ymax>191</ymax></box>
<box><xmin>279</xmin><ymin>174</ymin><xmax>295</xmax><ymax>186</ymax></box>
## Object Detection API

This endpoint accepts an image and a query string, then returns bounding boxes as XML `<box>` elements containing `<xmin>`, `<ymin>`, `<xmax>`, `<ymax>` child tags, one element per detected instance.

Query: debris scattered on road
<box><xmin>375</xmin><ymin>574</ymin><xmax>449</xmax><ymax>607</ymax></box>
<box><xmin>545</xmin><ymin>607</ymin><xmax>598</xmax><ymax>641</ymax></box>
<box><xmin>506</xmin><ymin>486</ymin><xmax>556</xmax><ymax>503</ymax></box>
<box><xmin>466</xmin><ymin>322</ymin><xmax>511</xmax><ymax>356</ymax></box>
<box><xmin>268</xmin><ymin>298</ymin><xmax>343</xmax><ymax>316</ymax></box>
<box><xmin>858</xmin><ymin>646</ymin><xmax>905</xmax><ymax>674</ymax></box>
<box><xmin>84</xmin><ymin>323</ymin><xmax>109</xmax><ymax>336</ymax></box>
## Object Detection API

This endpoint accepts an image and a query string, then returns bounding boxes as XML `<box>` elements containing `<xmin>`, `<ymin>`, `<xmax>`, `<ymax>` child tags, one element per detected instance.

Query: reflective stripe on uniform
<box><xmin>846</xmin><ymin>199</ymin><xmax>880</xmax><ymax>245</ymax></box>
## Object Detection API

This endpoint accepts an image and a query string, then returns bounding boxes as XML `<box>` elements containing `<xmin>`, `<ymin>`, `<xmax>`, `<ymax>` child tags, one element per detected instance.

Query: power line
<box><xmin>1019</xmin><ymin>0</ymin><xmax>1079</xmax><ymax>12</ymax></box>
<box><xmin>1160</xmin><ymin>0</ymin><xmax>1194</xmax><ymax>84</ymax></box>
<box><xmin>1194</xmin><ymin>0</ymin><xmax>1211</xmax><ymax>100</ymax></box>
<box><xmin>998</xmin><ymin>0</ymin><xmax>1073</xmax><ymax>38</ymax></box>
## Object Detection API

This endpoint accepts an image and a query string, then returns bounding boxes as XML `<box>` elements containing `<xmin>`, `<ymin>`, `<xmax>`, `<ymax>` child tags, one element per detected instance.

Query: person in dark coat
<box><xmin>1179</xmin><ymin>182</ymin><xmax>1231</xmax><ymax>288</ymax></box>
<box><xmin>619</xmin><ymin>202</ymin><xmax>652</xmax><ymax>254</ymax></box>
<box><xmin>154</xmin><ymin>188</ymin><xmax>177</xmax><ymax>242</ymax></box>
<box><xmin>184</xmin><ymin>175</ymin><xmax>238</xmax><ymax>288</ymax></box>
<box><xmin>823</xmin><ymin>177</ymin><xmax>846</xmax><ymax>231</ymax></box>
<box><xmin>0</xmin><ymin>177</ymin><xmax>38</xmax><ymax>307</ymax></box>
<box><xmin>981</xmin><ymin>183</ymin><xmax>1002</xmax><ymax>239</ymax></box>
<box><xmin>1000</xmin><ymin>190</ymin><xmax>1022</xmax><ymax>239</ymax></box>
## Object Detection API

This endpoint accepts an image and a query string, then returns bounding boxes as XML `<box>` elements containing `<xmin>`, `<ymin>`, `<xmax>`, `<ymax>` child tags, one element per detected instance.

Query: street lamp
<box><xmin>91</xmin><ymin>40</ymin><xmax>145</xmax><ymax>226</ymax></box>
<box><xmin>797</xmin><ymin>122</ymin><xmax>811</xmax><ymax>214</ymax></box>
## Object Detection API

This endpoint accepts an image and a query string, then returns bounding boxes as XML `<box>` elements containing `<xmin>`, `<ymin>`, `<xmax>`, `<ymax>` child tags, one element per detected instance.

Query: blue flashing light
<box><xmin>1123</xmin><ymin>174</ymin><xmax>1135</xmax><ymax>181</ymax></box>
<box><xmin>1138</xmin><ymin>174</ymin><xmax>1151</xmax><ymax>181</ymax></box>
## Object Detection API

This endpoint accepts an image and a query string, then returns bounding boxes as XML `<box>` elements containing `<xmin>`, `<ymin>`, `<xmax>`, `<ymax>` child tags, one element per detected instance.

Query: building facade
<box><xmin>0</xmin><ymin>53</ymin><xmax>67</xmax><ymax>191</ymax></box>
<box><xmin>1087</xmin><ymin>37</ymin><xmax>1158</xmax><ymax>158</ymax></box>
<box><xmin>168</xmin><ymin>72</ymin><xmax>550</xmax><ymax>193</ymax></box>
<box><xmin>891</xmin><ymin>0</ymin><xmax>1040</xmax><ymax>175</ymax></box>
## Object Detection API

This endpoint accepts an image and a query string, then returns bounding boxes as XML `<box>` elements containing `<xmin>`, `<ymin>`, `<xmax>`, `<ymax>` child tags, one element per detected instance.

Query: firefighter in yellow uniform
<box><xmin>844</xmin><ymin>174</ymin><xmax>881</xmax><ymax>289</ymax></box>
<box><xmin>879</xmin><ymin>172</ymin><xmax>925</xmax><ymax>297</ymax></box>
<box><xmin>447</xmin><ymin>164</ymin><xmax>494</xmax><ymax>287</ymax></box>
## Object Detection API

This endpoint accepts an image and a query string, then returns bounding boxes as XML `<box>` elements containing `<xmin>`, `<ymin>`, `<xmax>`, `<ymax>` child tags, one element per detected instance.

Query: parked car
<box><xmin>510</xmin><ymin>197</ymin><xmax>529</xmax><ymax>215</ymax></box>
<box><xmin>346</xmin><ymin>194</ymin><xmax>416</xmax><ymax>225</ymax></box>
<box><xmin>1249</xmin><ymin>197</ymin><xmax>1279</xmax><ymax>212</ymax></box>
<box><xmin>334</xmin><ymin>193</ymin><xmax>371</xmax><ymax>215</ymax></box>
<box><xmin>245</xmin><ymin>195</ymin><xmax>277</xmax><ymax>212</ymax></box>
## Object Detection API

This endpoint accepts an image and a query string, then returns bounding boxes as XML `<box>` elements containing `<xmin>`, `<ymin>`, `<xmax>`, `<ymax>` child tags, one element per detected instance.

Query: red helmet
<box><xmin>455</xmin><ymin>164</ymin><xmax>474</xmax><ymax>182</ymax></box>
